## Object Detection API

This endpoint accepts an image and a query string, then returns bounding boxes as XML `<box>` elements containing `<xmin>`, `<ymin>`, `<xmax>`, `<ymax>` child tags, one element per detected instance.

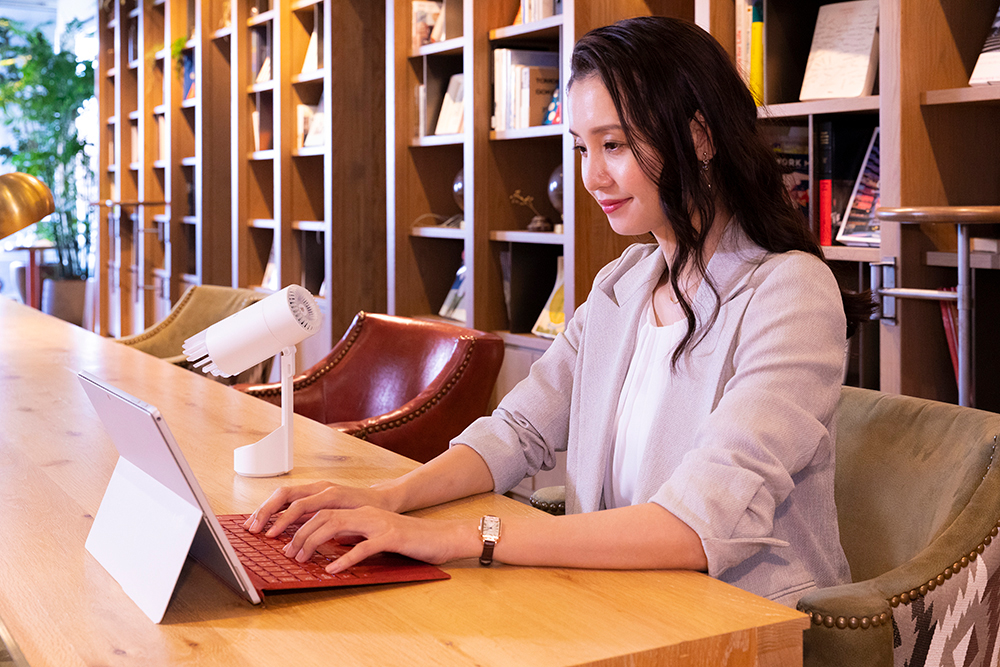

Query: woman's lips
<box><xmin>598</xmin><ymin>198</ymin><xmax>628</xmax><ymax>214</ymax></box>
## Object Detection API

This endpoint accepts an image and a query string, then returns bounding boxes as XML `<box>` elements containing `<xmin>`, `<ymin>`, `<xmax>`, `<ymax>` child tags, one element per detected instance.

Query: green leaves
<box><xmin>0</xmin><ymin>18</ymin><xmax>95</xmax><ymax>279</ymax></box>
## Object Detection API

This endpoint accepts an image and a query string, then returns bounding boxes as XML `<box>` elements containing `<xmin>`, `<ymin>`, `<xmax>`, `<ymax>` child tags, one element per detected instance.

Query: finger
<box><xmin>326</xmin><ymin>539</ymin><xmax>383</xmax><ymax>574</ymax></box>
<box><xmin>245</xmin><ymin>482</ymin><xmax>328</xmax><ymax>532</ymax></box>
<box><xmin>283</xmin><ymin>511</ymin><xmax>346</xmax><ymax>561</ymax></box>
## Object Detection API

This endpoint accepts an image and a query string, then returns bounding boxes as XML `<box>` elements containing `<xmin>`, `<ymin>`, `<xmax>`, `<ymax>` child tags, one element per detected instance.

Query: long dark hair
<box><xmin>569</xmin><ymin>16</ymin><xmax>872</xmax><ymax>360</ymax></box>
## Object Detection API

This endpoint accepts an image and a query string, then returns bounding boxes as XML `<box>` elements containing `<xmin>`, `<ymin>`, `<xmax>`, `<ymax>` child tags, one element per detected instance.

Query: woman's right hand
<box><xmin>242</xmin><ymin>480</ymin><xmax>390</xmax><ymax>537</ymax></box>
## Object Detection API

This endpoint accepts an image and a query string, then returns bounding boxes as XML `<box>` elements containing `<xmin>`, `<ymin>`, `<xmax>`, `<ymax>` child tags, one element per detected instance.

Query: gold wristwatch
<box><xmin>478</xmin><ymin>515</ymin><xmax>501</xmax><ymax>566</ymax></box>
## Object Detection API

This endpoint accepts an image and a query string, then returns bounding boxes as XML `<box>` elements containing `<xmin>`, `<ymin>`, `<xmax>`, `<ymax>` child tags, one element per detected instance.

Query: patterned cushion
<box><xmin>893</xmin><ymin>529</ymin><xmax>1000</xmax><ymax>667</ymax></box>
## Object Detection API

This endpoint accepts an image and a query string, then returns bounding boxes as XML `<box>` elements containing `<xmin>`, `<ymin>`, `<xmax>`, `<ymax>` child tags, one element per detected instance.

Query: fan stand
<box><xmin>234</xmin><ymin>346</ymin><xmax>296</xmax><ymax>477</ymax></box>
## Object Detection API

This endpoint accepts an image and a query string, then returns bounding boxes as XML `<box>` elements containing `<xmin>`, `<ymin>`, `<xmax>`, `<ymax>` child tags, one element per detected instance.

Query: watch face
<box><xmin>480</xmin><ymin>515</ymin><xmax>501</xmax><ymax>540</ymax></box>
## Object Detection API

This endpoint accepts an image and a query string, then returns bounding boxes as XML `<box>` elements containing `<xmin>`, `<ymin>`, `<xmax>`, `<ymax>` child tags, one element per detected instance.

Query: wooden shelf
<box><xmin>247</xmin><ymin>9</ymin><xmax>277</xmax><ymax>27</ymax></box>
<box><xmin>822</xmin><ymin>245</ymin><xmax>880</xmax><ymax>263</ymax></box>
<box><xmin>292</xmin><ymin>69</ymin><xmax>324</xmax><ymax>84</ymax></box>
<box><xmin>489</xmin><ymin>15</ymin><xmax>563</xmax><ymax>41</ymax></box>
<box><xmin>491</xmin><ymin>124</ymin><xmax>563</xmax><ymax>141</ymax></box>
<box><xmin>293</xmin><ymin>220</ymin><xmax>326</xmax><ymax>232</ymax></box>
<box><xmin>496</xmin><ymin>330</ymin><xmax>554</xmax><ymax>352</ymax></box>
<box><xmin>926</xmin><ymin>251</ymin><xmax>1000</xmax><ymax>270</ymax></box>
<box><xmin>922</xmin><ymin>86</ymin><xmax>1000</xmax><ymax>107</ymax></box>
<box><xmin>490</xmin><ymin>230</ymin><xmax>565</xmax><ymax>245</ymax></box>
<box><xmin>413</xmin><ymin>36</ymin><xmax>466</xmax><ymax>57</ymax></box>
<box><xmin>760</xmin><ymin>96</ymin><xmax>880</xmax><ymax>119</ymax></box>
<box><xmin>294</xmin><ymin>145</ymin><xmax>325</xmax><ymax>157</ymax></box>
<box><xmin>411</xmin><ymin>225</ymin><xmax>466</xmax><ymax>240</ymax></box>
<box><xmin>410</xmin><ymin>133</ymin><xmax>464</xmax><ymax>147</ymax></box>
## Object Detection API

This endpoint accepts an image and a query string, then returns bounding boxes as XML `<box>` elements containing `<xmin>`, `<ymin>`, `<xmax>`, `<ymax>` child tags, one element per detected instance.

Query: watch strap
<box><xmin>479</xmin><ymin>539</ymin><xmax>496</xmax><ymax>567</ymax></box>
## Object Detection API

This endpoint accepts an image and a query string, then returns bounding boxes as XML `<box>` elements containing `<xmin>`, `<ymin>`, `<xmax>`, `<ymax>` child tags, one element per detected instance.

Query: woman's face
<box><xmin>568</xmin><ymin>75</ymin><xmax>670</xmax><ymax>241</ymax></box>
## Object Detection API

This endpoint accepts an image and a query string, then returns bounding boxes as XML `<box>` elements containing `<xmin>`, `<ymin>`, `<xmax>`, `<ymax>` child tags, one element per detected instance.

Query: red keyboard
<box><xmin>216</xmin><ymin>514</ymin><xmax>450</xmax><ymax>592</ymax></box>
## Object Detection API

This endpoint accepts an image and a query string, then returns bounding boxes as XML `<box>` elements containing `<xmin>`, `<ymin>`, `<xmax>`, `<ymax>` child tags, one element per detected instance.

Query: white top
<box><xmin>604</xmin><ymin>301</ymin><xmax>686</xmax><ymax>509</ymax></box>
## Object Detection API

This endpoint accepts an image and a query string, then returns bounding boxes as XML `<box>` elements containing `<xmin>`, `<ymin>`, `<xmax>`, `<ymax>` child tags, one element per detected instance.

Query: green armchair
<box><xmin>117</xmin><ymin>284</ymin><xmax>272</xmax><ymax>383</ymax></box>
<box><xmin>797</xmin><ymin>386</ymin><xmax>1000</xmax><ymax>667</ymax></box>
<box><xmin>529</xmin><ymin>386</ymin><xmax>1000</xmax><ymax>667</ymax></box>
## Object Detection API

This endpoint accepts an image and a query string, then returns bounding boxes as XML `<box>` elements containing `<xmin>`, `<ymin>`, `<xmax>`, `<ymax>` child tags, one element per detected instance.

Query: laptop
<box><xmin>78</xmin><ymin>371</ymin><xmax>449</xmax><ymax>623</ymax></box>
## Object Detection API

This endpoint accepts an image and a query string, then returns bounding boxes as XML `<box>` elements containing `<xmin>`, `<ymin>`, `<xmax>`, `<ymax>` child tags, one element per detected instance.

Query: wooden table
<box><xmin>0</xmin><ymin>299</ymin><xmax>808</xmax><ymax>666</ymax></box>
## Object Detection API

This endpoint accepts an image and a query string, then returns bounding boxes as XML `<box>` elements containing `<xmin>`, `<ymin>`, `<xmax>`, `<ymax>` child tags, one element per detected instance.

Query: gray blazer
<box><xmin>454</xmin><ymin>226</ymin><xmax>852</xmax><ymax>605</ymax></box>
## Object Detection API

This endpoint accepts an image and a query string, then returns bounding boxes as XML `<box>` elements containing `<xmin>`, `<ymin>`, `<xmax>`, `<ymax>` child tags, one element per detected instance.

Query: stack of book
<box><xmin>492</xmin><ymin>48</ymin><xmax>559</xmax><ymax>131</ymax></box>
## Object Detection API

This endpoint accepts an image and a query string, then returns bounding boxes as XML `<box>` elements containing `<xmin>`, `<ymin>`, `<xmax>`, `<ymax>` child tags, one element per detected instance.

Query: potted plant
<box><xmin>0</xmin><ymin>18</ymin><xmax>94</xmax><ymax>324</ymax></box>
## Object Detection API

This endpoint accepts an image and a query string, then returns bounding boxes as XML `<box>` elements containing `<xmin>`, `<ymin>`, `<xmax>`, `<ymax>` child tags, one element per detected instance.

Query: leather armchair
<box><xmin>117</xmin><ymin>284</ymin><xmax>272</xmax><ymax>383</ymax></box>
<box><xmin>529</xmin><ymin>387</ymin><xmax>1000</xmax><ymax>667</ymax></box>
<box><xmin>236</xmin><ymin>311</ymin><xmax>505</xmax><ymax>463</ymax></box>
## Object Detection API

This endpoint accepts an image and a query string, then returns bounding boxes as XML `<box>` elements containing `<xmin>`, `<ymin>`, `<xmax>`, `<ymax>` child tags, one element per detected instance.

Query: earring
<box><xmin>702</xmin><ymin>153</ymin><xmax>712</xmax><ymax>189</ymax></box>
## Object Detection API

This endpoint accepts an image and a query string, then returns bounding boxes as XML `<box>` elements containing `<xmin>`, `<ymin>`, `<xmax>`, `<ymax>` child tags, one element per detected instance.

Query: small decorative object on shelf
<box><xmin>452</xmin><ymin>168</ymin><xmax>464</xmax><ymax>211</ymax></box>
<box><xmin>547</xmin><ymin>165</ymin><xmax>563</xmax><ymax>216</ymax></box>
<box><xmin>510</xmin><ymin>189</ymin><xmax>552</xmax><ymax>232</ymax></box>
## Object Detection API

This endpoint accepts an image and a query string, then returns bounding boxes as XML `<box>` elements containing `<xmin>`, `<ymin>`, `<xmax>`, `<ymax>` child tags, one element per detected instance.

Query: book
<box><xmin>302</xmin><ymin>92</ymin><xmax>326</xmax><ymax>147</ymax></box>
<box><xmin>764</xmin><ymin>125</ymin><xmax>809</xmax><ymax>223</ymax></box>
<box><xmin>940</xmin><ymin>287</ymin><xmax>959</xmax><ymax>386</ymax></box>
<box><xmin>156</xmin><ymin>114</ymin><xmax>167</xmax><ymax>160</ymax></box>
<box><xmin>499</xmin><ymin>248</ymin><xmax>514</xmax><ymax>325</ymax></box>
<box><xmin>261</xmin><ymin>243</ymin><xmax>279</xmax><ymax>291</ymax></box>
<box><xmin>519</xmin><ymin>65</ymin><xmax>559</xmax><ymax>128</ymax></box>
<box><xmin>416</xmin><ymin>83</ymin><xmax>427</xmax><ymax>137</ymax></box>
<box><xmin>438</xmin><ymin>263</ymin><xmax>467</xmax><ymax>321</ymax></box>
<box><xmin>182</xmin><ymin>52</ymin><xmax>196</xmax><ymax>100</ymax></box>
<box><xmin>250</xmin><ymin>25</ymin><xmax>272</xmax><ymax>82</ymax></box>
<box><xmin>301</xmin><ymin>8</ymin><xmax>323</xmax><ymax>73</ymax></box>
<box><xmin>411</xmin><ymin>1</ymin><xmax>442</xmax><ymax>51</ymax></box>
<box><xmin>799</xmin><ymin>0</ymin><xmax>879</xmax><ymax>101</ymax></box>
<box><xmin>520</xmin><ymin>0</ymin><xmax>556</xmax><ymax>23</ymax></box>
<box><xmin>493</xmin><ymin>48</ymin><xmax>559</xmax><ymax>131</ymax></box>
<box><xmin>836</xmin><ymin>127</ymin><xmax>880</xmax><ymax>246</ymax></box>
<box><xmin>296</xmin><ymin>103</ymin><xmax>316</xmax><ymax>148</ymax></box>
<box><xmin>541</xmin><ymin>87</ymin><xmax>560</xmax><ymax>125</ymax></box>
<box><xmin>818</xmin><ymin>119</ymin><xmax>875</xmax><ymax>245</ymax></box>
<box><xmin>817</xmin><ymin>120</ymin><xmax>834</xmax><ymax>245</ymax></box>
<box><xmin>434</xmin><ymin>73</ymin><xmax>464</xmax><ymax>135</ymax></box>
<box><xmin>532</xmin><ymin>256</ymin><xmax>565</xmax><ymax>339</ymax></box>
<box><xmin>734</xmin><ymin>0</ymin><xmax>753</xmax><ymax>84</ymax></box>
<box><xmin>970</xmin><ymin>8</ymin><xmax>1000</xmax><ymax>86</ymax></box>
<box><xmin>749</xmin><ymin>0</ymin><xmax>764</xmax><ymax>105</ymax></box>
<box><xmin>256</xmin><ymin>56</ymin><xmax>271</xmax><ymax>84</ymax></box>
<box><xmin>218</xmin><ymin>0</ymin><xmax>232</xmax><ymax>30</ymax></box>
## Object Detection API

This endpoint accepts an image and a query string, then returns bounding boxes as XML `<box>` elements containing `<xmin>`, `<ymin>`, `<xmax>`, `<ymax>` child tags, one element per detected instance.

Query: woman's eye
<box><xmin>604</xmin><ymin>141</ymin><xmax>623</xmax><ymax>152</ymax></box>
<box><xmin>572</xmin><ymin>144</ymin><xmax>587</xmax><ymax>155</ymax></box>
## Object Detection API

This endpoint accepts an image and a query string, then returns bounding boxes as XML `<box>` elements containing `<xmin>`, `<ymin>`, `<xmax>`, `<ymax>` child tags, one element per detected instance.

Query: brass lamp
<box><xmin>0</xmin><ymin>172</ymin><xmax>55</xmax><ymax>239</ymax></box>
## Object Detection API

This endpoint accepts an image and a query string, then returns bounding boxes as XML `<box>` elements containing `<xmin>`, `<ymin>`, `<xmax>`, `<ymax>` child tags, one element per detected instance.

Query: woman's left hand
<box><xmin>280</xmin><ymin>506</ymin><xmax>479</xmax><ymax>573</ymax></box>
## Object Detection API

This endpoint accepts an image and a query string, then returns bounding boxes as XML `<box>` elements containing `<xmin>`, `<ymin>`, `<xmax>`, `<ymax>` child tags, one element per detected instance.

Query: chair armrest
<box><xmin>798</xmin><ymin>455</ymin><xmax>1000</xmax><ymax>667</ymax></box>
<box><xmin>529</xmin><ymin>485</ymin><xmax>566</xmax><ymax>516</ymax></box>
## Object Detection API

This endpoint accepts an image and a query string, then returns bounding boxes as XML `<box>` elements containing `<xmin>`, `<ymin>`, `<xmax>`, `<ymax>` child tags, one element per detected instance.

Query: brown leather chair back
<box><xmin>237</xmin><ymin>311</ymin><xmax>505</xmax><ymax>463</ymax></box>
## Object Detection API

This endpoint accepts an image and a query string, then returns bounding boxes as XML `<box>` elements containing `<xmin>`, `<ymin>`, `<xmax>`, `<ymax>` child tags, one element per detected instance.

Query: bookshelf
<box><xmin>97</xmin><ymin>0</ymin><xmax>387</xmax><ymax>367</ymax></box>
<box><xmin>386</xmin><ymin>1</ymin><xmax>691</xmax><ymax>354</ymax></box>
<box><xmin>385</xmin><ymin>0</ymin><xmax>1000</xmax><ymax>499</ymax></box>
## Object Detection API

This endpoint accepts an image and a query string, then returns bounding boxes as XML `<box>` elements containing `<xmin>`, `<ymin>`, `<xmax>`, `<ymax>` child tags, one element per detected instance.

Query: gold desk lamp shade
<box><xmin>0</xmin><ymin>172</ymin><xmax>55</xmax><ymax>240</ymax></box>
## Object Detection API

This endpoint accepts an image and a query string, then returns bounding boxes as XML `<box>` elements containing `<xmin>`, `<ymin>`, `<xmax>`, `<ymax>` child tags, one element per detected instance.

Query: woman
<box><xmin>245</xmin><ymin>16</ymin><xmax>870</xmax><ymax>606</ymax></box>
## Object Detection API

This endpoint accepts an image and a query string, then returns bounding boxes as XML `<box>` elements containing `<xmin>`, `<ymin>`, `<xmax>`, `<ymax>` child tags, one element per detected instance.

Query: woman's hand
<box><xmin>243</xmin><ymin>480</ymin><xmax>390</xmax><ymax>537</ymax></box>
<box><xmin>282</xmin><ymin>507</ymin><xmax>478</xmax><ymax>573</ymax></box>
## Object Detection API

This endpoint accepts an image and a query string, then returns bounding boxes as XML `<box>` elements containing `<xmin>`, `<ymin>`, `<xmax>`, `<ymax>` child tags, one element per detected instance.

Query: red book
<box><xmin>817</xmin><ymin>121</ymin><xmax>833</xmax><ymax>245</ymax></box>
<box><xmin>940</xmin><ymin>287</ymin><xmax>959</xmax><ymax>386</ymax></box>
